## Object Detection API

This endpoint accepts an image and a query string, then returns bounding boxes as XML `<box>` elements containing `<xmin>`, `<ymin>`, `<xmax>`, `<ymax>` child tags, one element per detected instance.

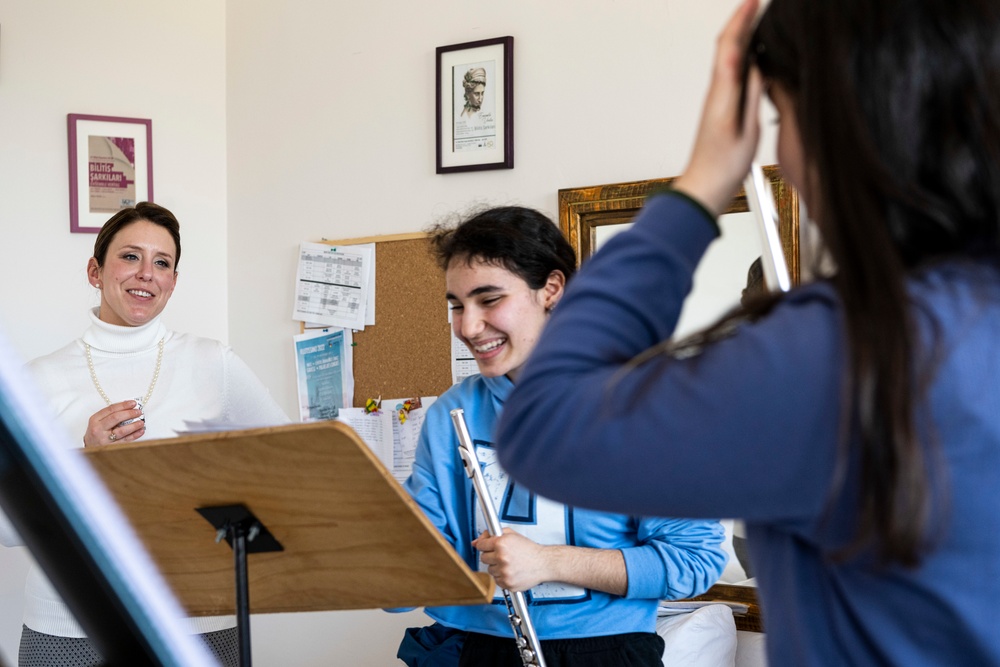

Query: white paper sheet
<box><xmin>293</xmin><ymin>242</ymin><xmax>373</xmax><ymax>329</ymax></box>
<box><xmin>389</xmin><ymin>400</ymin><xmax>430</xmax><ymax>484</ymax></box>
<box><xmin>451</xmin><ymin>333</ymin><xmax>477</xmax><ymax>385</ymax></box>
<box><xmin>175</xmin><ymin>419</ymin><xmax>281</xmax><ymax>435</ymax></box>
<box><xmin>336</xmin><ymin>396</ymin><xmax>437</xmax><ymax>484</ymax></box>
<box><xmin>337</xmin><ymin>408</ymin><xmax>394</xmax><ymax>470</ymax></box>
<box><xmin>447</xmin><ymin>306</ymin><xmax>477</xmax><ymax>384</ymax></box>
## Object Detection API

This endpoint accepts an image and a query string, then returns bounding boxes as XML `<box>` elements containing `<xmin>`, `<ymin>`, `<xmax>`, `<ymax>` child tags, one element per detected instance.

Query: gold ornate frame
<box><xmin>558</xmin><ymin>164</ymin><xmax>800</xmax><ymax>285</ymax></box>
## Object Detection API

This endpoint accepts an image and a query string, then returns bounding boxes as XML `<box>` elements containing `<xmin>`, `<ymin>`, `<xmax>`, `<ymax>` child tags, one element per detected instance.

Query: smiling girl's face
<box><xmin>446</xmin><ymin>257</ymin><xmax>564</xmax><ymax>382</ymax></box>
<box><xmin>87</xmin><ymin>220</ymin><xmax>178</xmax><ymax>327</ymax></box>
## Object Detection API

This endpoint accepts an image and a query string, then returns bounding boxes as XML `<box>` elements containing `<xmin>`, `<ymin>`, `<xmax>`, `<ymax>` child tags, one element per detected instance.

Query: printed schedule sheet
<box><xmin>293</xmin><ymin>242</ymin><xmax>374</xmax><ymax>330</ymax></box>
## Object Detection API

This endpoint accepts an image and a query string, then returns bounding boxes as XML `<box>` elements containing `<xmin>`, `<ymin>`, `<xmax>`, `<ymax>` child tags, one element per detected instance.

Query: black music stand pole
<box><xmin>197</xmin><ymin>504</ymin><xmax>283</xmax><ymax>667</ymax></box>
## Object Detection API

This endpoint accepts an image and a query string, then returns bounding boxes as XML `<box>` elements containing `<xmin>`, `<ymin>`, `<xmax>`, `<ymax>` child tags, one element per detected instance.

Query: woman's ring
<box><xmin>110</xmin><ymin>431</ymin><xmax>118</xmax><ymax>442</ymax></box>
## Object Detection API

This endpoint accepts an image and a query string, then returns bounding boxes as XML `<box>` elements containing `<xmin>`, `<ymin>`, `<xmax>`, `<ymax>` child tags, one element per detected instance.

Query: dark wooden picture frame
<box><xmin>435</xmin><ymin>36</ymin><xmax>514</xmax><ymax>174</ymax></box>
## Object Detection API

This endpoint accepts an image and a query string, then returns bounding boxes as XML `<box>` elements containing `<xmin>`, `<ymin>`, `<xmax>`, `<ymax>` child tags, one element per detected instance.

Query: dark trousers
<box><xmin>397</xmin><ymin>624</ymin><xmax>465</xmax><ymax>667</ymax></box>
<box><xmin>459</xmin><ymin>630</ymin><xmax>665</xmax><ymax>667</ymax></box>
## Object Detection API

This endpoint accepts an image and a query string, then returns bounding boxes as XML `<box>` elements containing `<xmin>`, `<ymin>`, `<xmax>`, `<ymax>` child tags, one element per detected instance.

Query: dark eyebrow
<box><xmin>119</xmin><ymin>244</ymin><xmax>175</xmax><ymax>261</ymax></box>
<box><xmin>445</xmin><ymin>285</ymin><xmax>504</xmax><ymax>301</ymax></box>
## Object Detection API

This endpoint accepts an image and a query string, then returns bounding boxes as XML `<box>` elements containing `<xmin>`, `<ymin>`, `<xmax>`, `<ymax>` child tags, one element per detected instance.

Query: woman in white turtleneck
<box><xmin>15</xmin><ymin>202</ymin><xmax>288</xmax><ymax>667</ymax></box>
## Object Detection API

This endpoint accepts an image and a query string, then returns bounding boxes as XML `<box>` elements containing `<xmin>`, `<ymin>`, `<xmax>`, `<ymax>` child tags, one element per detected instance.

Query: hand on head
<box><xmin>674</xmin><ymin>0</ymin><xmax>762</xmax><ymax>216</ymax></box>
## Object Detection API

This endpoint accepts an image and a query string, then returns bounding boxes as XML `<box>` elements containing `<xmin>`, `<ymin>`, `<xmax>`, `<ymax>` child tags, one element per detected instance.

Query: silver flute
<box><xmin>450</xmin><ymin>409</ymin><xmax>547</xmax><ymax>667</ymax></box>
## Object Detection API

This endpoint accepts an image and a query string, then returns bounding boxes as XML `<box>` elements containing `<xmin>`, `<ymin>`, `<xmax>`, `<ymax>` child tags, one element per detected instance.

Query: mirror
<box><xmin>559</xmin><ymin>165</ymin><xmax>799</xmax><ymax>338</ymax></box>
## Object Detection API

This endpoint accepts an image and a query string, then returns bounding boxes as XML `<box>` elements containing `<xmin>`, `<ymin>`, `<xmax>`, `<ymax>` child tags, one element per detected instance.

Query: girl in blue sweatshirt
<box><xmin>398</xmin><ymin>206</ymin><xmax>726</xmax><ymax>667</ymax></box>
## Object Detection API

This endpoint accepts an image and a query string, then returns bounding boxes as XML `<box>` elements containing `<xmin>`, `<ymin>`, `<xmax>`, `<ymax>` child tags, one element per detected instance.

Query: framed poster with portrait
<box><xmin>67</xmin><ymin>114</ymin><xmax>154</xmax><ymax>233</ymax></box>
<box><xmin>435</xmin><ymin>36</ymin><xmax>513</xmax><ymax>174</ymax></box>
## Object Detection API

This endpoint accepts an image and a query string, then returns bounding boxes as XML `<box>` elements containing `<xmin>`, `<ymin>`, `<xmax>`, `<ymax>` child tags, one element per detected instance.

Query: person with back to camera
<box><xmin>0</xmin><ymin>202</ymin><xmax>289</xmax><ymax>667</ymax></box>
<box><xmin>496</xmin><ymin>0</ymin><xmax>1000</xmax><ymax>664</ymax></box>
<box><xmin>395</xmin><ymin>206</ymin><xmax>727</xmax><ymax>667</ymax></box>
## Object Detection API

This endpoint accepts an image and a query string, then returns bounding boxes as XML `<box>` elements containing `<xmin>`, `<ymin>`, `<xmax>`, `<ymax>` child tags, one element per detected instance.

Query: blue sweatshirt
<box><xmin>405</xmin><ymin>371</ymin><xmax>726</xmax><ymax>639</ymax></box>
<box><xmin>497</xmin><ymin>192</ymin><xmax>1000</xmax><ymax>665</ymax></box>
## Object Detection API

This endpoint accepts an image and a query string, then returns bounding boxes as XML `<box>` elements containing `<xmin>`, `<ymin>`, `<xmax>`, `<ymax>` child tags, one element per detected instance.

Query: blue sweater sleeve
<box><xmin>622</xmin><ymin>516</ymin><xmax>727</xmax><ymax>600</ymax></box>
<box><xmin>496</xmin><ymin>193</ymin><xmax>846</xmax><ymax>524</ymax></box>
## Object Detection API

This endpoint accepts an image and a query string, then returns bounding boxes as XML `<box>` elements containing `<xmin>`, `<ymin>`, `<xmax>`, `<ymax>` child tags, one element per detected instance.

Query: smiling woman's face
<box><xmin>87</xmin><ymin>219</ymin><xmax>178</xmax><ymax>327</ymax></box>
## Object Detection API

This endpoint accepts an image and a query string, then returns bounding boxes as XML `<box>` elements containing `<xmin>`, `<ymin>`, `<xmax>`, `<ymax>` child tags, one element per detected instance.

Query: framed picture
<box><xmin>67</xmin><ymin>114</ymin><xmax>154</xmax><ymax>233</ymax></box>
<box><xmin>436</xmin><ymin>36</ymin><xmax>513</xmax><ymax>174</ymax></box>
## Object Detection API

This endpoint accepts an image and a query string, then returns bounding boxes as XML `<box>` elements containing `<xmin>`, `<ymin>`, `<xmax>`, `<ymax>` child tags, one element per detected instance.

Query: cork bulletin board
<box><xmin>305</xmin><ymin>232</ymin><xmax>453</xmax><ymax>407</ymax></box>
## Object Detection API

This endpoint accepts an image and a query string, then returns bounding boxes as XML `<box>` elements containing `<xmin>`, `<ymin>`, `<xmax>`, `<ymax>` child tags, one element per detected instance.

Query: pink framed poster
<box><xmin>67</xmin><ymin>114</ymin><xmax>153</xmax><ymax>233</ymax></box>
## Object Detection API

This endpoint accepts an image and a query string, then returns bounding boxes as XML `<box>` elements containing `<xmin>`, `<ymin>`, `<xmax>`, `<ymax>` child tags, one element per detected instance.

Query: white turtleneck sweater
<box><xmin>8</xmin><ymin>307</ymin><xmax>290</xmax><ymax>638</ymax></box>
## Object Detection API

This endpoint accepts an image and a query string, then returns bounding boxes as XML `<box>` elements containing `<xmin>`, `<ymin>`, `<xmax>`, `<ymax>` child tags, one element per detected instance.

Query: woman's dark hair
<box><xmin>93</xmin><ymin>202</ymin><xmax>182</xmax><ymax>269</ymax></box>
<box><xmin>743</xmin><ymin>0</ymin><xmax>1000</xmax><ymax>566</ymax></box>
<box><xmin>428</xmin><ymin>206</ymin><xmax>577</xmax><ymax>289</ymax></box>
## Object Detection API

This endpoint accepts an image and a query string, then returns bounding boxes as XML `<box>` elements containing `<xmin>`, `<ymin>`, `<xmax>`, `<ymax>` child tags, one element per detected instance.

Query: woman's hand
<box><xmin>674</xmin><ymin>0</ymin><xmax>763</xmax><ymax>217</ymax></box>
<box><xmin>473</xmin><ymin>529</ymin><xmax>549</xmax><ymax>592</ymax></box>
<box><xmin>83</xmin><ymin>400</ymin><xmax>146</xmax><ymax>447</ymax></box>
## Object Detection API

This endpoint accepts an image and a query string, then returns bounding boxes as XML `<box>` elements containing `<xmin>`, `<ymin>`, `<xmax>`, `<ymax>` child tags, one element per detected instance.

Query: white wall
<box><xmin>0</xmin><ymin>0</ymin><xmax>777</xmax><ymax>664</ymax></box>
<box><xmin>0</xmin><ymin>0</ymin><xmax>230</xmax><ymax>363</ymax></box>
<box><xmin>225</xmin><ymin>0</ymin><xmax>779</xmax><ymax>420</ymax></box>
<box><xmin>0</xmin><ymin>2</ymin><xmax>228</xmax><ymax>664</ymax></box>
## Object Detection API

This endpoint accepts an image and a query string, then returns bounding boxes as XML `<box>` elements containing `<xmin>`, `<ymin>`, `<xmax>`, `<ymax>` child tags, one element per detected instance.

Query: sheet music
<box><xmin>175</xmin><ymin>419</ymin><xmax>281</xmax><ymax>435</ymax></box>
<box><xmin>293</xmin><ymin>242</ymin><xmax>373</xmax><ymax>329</ymax></box>
<box><xmin>657</xmin><ymin>600</ymin><xmax>749</xmax><ymax>616</ymax></box>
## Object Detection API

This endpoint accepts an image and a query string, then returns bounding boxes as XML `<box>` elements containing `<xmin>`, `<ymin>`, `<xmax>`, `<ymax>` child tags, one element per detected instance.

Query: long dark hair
<box><xmin>744</xmin><ymin>0</ymin><xmax>1000</xmax><ymax>566</ymax></box>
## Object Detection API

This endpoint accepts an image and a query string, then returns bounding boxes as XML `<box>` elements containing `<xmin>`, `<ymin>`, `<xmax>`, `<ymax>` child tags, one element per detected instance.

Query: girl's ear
<box><xmin>542</xmin><ymin>270</ymin><xmax>566</xmax><ymax>312</ymax></box>
<box><xmin>87</xmin><ymin>257</ymin><xmax>101</xmax><ymax>288</ymax></box>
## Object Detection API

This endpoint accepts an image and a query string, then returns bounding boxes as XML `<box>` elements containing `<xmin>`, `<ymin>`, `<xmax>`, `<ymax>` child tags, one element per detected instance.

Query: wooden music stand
<box><xmin>82</xmin><ymin>421</ymin><xmax>493</xmax><ymax>665</ymax></box>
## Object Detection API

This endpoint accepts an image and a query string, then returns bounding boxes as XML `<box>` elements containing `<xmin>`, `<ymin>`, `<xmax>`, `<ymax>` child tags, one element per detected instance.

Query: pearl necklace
<box><xmin>85</xmin><ymin>338</ymin><xmax>164</xmax><ymax>406</ymax></box>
